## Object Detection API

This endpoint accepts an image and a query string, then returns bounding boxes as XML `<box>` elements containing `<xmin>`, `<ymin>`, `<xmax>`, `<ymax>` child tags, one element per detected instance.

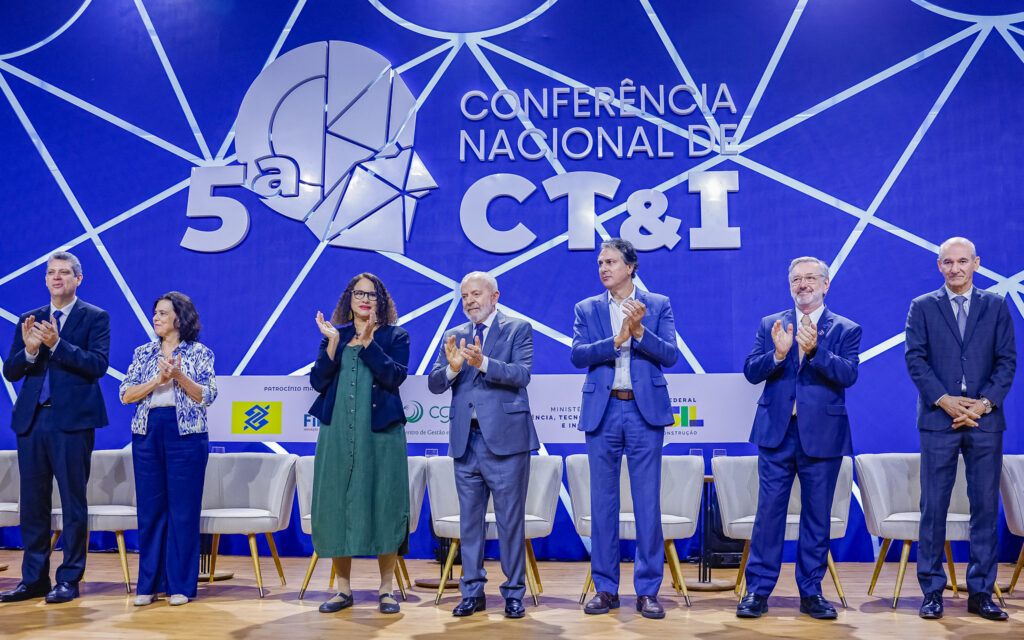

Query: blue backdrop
<box><xmin>2</xmin><ymin>1</ymin><xmax>1023</xmax><ymax>567</ymax></box>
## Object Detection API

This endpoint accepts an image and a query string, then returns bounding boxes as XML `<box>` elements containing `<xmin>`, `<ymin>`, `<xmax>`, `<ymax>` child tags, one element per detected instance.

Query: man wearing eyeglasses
<box><xmin>906</xmin><ymin>237</ymin><xmax>1015</xmax><ymax>621</ymax></box>
<box><xmin>737</xmin><ymin>257</ymin><xmax>861</xmax><ymax>620</ymax></box>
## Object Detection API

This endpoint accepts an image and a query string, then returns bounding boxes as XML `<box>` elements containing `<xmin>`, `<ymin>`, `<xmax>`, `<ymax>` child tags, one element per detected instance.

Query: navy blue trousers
<box><xmin>454</xmin><ymin>427</ymin><xmax>529</xmax><ymax>600</ymax></box>
<box><xmin>17</xmin><ymin>406</ymin><xmax>94</xmax><ymax>587</ymax></box>
<box><xmin>918</xmin><ymin>427</ymin><xmax>1002</xmax><ymax>596</ymax></box>
<box><xmin>746</xmin><ymin>417</ymin><xmax>841</xmax><ymax>598</ymax></box>
<box><xmin>132</xmin><ymin>407</ymin><xmax>208</xmax><ymax>597</ymax></box>
<box><xmin>585</xmin><ymin>397</ymin><xmax>665</xmax><ymax>597</ymax></box>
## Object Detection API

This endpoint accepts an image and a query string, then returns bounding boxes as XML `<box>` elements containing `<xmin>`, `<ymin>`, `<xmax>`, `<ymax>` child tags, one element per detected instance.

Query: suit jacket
<box><xmin>3</xmin><ymin>299</ymin><xmax>110</xmax><ymax>434</ymax></box>
<box><xmin>744</xmin><ymin>307</ymin><xmax>861</xmax><ymax>458</ymax></box>
<box><xmin>308</xmin><ymin>324</ymin><xmax>409</xmax><ymax>432</ymax></box>
<box><xmin>905</xmin><ymin>287</ymin><xmax>1016</xmax><ymax>432</ymax></box>
<box><xmin>571</xmin><ymin>288</ymin><xmax>679</xmax><ymax>431</ymax></box>
<box><xmin>428</xmin><ymin>311</ymin><xmax>539</xmax><ymax>459</ymax></box>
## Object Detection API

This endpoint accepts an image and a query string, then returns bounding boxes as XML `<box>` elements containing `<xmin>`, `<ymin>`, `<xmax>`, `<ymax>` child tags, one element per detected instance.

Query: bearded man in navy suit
<box><xmin>906</xmin><ymin>237</ymin><xmax>1015</xmax><ymax>622</ymax></box>
<box><xmin>737</xmin><ymin>256</ymin><xmax>861</xmax><ymax>621</ymax></box>
<box><xmin>1</xmin><ymin>251</ymin><xmax>110</xmax><ymax>604</ymax></box>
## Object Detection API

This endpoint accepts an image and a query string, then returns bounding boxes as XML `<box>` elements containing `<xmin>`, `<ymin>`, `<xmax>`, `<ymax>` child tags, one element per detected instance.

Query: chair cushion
<box><xmin>875</xmin><ymin>511</ymin><xmax>971</xmax><ymax>541</ymax></box>
<box><xmin>200</xmin><ymin>508</ymin><xmax>277</xmax><ymax>534</ymax></box>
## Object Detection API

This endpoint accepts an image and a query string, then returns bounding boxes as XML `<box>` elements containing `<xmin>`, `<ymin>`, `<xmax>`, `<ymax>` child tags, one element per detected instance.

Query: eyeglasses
<box><xmin>790</xmin><ymin>275</ymin><xmax>824</xmax><ymax>285</ymax></box>
<box><xmin>352</xmin><ymin>290</ymin><xmax>378</xmax><ymax>301</ymax></box>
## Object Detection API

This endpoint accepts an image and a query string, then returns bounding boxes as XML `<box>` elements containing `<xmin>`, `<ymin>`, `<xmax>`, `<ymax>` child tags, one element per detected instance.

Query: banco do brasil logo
<box><xmin>183</xmin><ymin>41</ymin><xmax>437</xmax><ymax>254</ymax></box>
<box><xmin>404</xmin><ymin>401</ymin><xmax>424</xmax><ymax>423</ymax></box>
<box><xmin>231</xmin><ymin>402</ymin><xmax>283</xmax><ymax>434</ymax></box>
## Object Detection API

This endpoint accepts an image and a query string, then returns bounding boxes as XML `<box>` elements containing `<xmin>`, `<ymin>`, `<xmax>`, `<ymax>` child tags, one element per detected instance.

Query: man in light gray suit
<box><xmin>428</xmin><ymin>272</ymin><xmax>539</xmax><ymax>618</ymax></box>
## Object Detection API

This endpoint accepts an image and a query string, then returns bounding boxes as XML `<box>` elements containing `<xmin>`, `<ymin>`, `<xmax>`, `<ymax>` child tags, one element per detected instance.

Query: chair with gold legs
<box><xmin>566</xmin><ymin>454</ymin><xmax>703</xmax><ymax>607</ymax></box>
<box><xmin>0</xmin><ymin>451</ymin><xmax>20</xmax><ymax>572</ymax></box>
<box><xmin>856</xmin><ymin>453</ymin><xmax>987</xmax><ymax>608</ymax></box>
<box><xmin>200</xmin><ymin>452</ymin><xmax>297</xmax><ymax>598</ymax></box>
<box><xmin>999</xmin><ymin>455</ymin><xmax>1024</xmax><ymax>595</ymax></box>
<box><xmin>711</xmin><ymin>455</ymin><xmax>853</xmax><ymax>607</ymax></box>
<box><xmin>427</xmin><ymin>454</ymin><xmax>563</xmax><ymax>606</ymax></box>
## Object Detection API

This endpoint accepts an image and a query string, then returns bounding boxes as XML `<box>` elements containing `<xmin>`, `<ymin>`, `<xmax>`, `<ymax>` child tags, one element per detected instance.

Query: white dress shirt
<box><xmin>609</xmin><ymin>287</ymin><xmax>643</xmax><ymax>391</ymax></box>
<box><xmin>25</xmin><ymin>297</ymin><xmax>77</xmax><ymax>363</ymax></box>
<box><xmin>945</xmin><ymin>284</ymin><xmax>973</xmax><ymax>393</ymax></box>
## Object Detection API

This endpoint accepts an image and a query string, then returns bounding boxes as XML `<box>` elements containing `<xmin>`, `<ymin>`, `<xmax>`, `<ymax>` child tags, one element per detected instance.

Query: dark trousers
<box><xmin>16</xmin><ymin>406</ymin><xmax>95</xmax><ymax>587</ymax></box>
<box><xmin>918</xmin><ymin>427</ymin><xmax>1002</xmax><ymax>596</ymax></box>
<box><xmin>746</xmin><ymin>417</ymin><xmax>842</xmax><ymax>598</ymax></box>
<box><xmin>585</xmin><ymin>397</ymin><xmax>665</xmax><ymax>597</ymax></box>
<box><xmin>132</xmin><ymin>407</ymin><xmax>209</xmax><ymax>598</ymax></box>
<box><xmin>453</xmin><ymin>427</ymin><xmax>530</xmax><ymax>600</ymax></box>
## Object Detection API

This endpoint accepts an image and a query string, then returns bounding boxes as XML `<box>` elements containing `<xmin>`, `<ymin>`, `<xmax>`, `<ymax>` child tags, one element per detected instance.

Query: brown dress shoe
<box><xmin>584</xmin><ymin>591</ymin><xmax>620</xmax><ymax>614</ymax></box>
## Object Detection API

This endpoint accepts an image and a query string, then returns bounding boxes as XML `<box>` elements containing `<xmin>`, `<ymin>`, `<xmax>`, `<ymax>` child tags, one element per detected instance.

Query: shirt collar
<box><xmin>944</xmin><ymin>285</ymin><xmax>974</xmax><ymax>301</ymax></box>
<box><xmin>50</xmin><ymin>297</ymin><xmax>77</xmax><ymax>317</ymax></box>
<box><xmin>476</xmin><ymin>308</ymin><xmax>498</xmax><ymax>330</ymax></box>
<box><xmin>795</xmin><ymin>304</ymin><xmax>826</xmax><ymax>325</ymax></box>
<box><xmin>607</xmin><ymin>285</ymin><xmax>637</xmax><ymax>307</ymax></box>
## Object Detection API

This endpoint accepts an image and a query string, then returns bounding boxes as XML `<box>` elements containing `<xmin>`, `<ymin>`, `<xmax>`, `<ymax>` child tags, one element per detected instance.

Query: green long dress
<box><xmin>311</xmin><ymin>345</ymin><xmax>409</xmax><ymax>557</ymax></box>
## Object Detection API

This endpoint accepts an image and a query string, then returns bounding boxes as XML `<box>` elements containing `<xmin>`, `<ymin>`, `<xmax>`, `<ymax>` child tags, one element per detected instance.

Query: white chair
<box><xmin>296</xmin><ymin>455</ymin><xmax>427</xmax><ymax>600</ymax></box>
<box><xmin>51</xmin><ymin>448</ymin><xmax>137</xmax><ymax>593</ymax></box>
<box><xmin>426</xmin><ymin>454</ymin><xmax>563</xmax><ymax>605</ymax></box>
<box><xmin>201</xmin><ymin>452</ymin><xmax>297</xmax><ymax>598</ymax></box>
<box><xmin>711</xmin><ymin>455</ymin><xmax>853</xmax><ymax>607</ymax></box>
<box><xmin>855</xmin><ymin>453</ymin><xmax>1002</xmax><ymax>607</ymax></box>
<box><xmin>565</xmin><ymin>454</ymin><xmax>703</xmax><ymax>606</ymax></box>
<box><xmin>999</xmin><ymin>455</ymin><xmax>1024</xmax><ymax>594</ymax></box>
<box><xmin>0</xmin><ymin>451</ymin><xmax>18</xmax><ymax>573</ymax></box>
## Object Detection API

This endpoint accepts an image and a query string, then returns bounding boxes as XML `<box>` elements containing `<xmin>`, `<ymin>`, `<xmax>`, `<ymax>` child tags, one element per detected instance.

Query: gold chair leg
<box><xmin>892</xmin><ymin>540</ymin><xmax>911</xmax><ymax>609</ymax></box>
<box><xmin>51</xmin><ymin>530</ymin><xmax>62</xmax><ymax>551</ymax></box>
<box><xmin>868</xmin><ymin>538</ymin><xmax>891</xmax><ymax>595</ymax></box>
<box><xmin>944</xmin><ymin>541</ymin><xmax>958</xmax><ymax>596</ymax></box>
<box><xmin>115</xmin><ymin>531</ymin><xmax>132</xmax><ymax>594</ymax></box>
<box><xmin>248</xmin><ymin>533</ymin><xmax>265</xmax><ymax>598</ymax></box>
<box><xmin>395</xmin><ymin>563</ymin><xmax>408</xmax><ymax>601</ymax></box>
<box><xmin>265</xmin><ymin>533</ymin><xmax>286</xmax><ymax>586</ymax></box>
<box><xmin>579</xmin><ymin>567</ymin><xmax>593</xmax><ymax>605</ymax></box>
<box><xmin>735</xmin><ymin>540</ymin><xmax>750</xmax><ymax>596</ymax></box>
<box><xmin>208</xmin><ymin>534</ymin><xmax>220</xmax><ymax>583</ymax></box>
<box><xmin>526</xmin><ymin>540</ymin><xmax>542</xmax><ymax>593</ymax></box>
<box><xmin>523</xmin><ymin>545</ymin><xmax>539</xmax><ymax>606</ymax></box>
<box><xmin>435</xmin><ymin>539</ymin><xmax>459</xmax><ymax>605</ymax></box>
<box><xmin>826</xmin><ymin>550</ymin><xmax>847</xmax><ymax>608</ymax></box>
<box><xmin>664</xmin><ymin>540</ymin><xmax>679</xmax><ymax>591</ymax></box>
<box><xmin>1009</xmin><ymin>546</ymin><xmax>1024</xmax><ymax>594</ymax></box>
<box><xmin>994</xmin><ymin>581</ymin><xmax>1006</xmax><ymax>608</ymax></box>
<box><xmin>299</xmin><ymin>552</ymin><xmax>318</xmax><ymax>600</ymax></box>
<box><xmin>665</xmin><ymin>539</ymin><xmax>691</xmax><ymax>607</ymax></box>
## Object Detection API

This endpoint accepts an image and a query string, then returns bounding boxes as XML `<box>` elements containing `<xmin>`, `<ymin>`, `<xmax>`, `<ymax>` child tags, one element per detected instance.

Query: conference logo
<box><xmin>182</xmin><ymin>40</ymin><xmax>437</xmax><ymax>254</ymax></box>
<box><xmin>404</xmin><ymin>400</ymin><xmax>424</xmax><ymax>423</ymax></box>
<box><xmin>672</xmin><ymin>404</ymin><xmax>704</xmax><ymax>428</ymax></box>
<box><xmin>231</xmin><ymin>401</ymin><xmax>283</xmax><ymax>434</ymax></box>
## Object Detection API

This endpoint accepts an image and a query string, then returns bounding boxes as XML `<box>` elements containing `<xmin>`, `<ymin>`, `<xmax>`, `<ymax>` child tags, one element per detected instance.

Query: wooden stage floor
<box><xmin>0</xmin><ymin>550</ymin><xmax>1020</xmax><ymax>639</ymax></box>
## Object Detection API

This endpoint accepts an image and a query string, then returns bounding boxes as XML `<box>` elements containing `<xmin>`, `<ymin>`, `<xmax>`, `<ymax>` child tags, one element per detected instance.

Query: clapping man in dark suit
<box><xmin>1</xmin><ymin>251</ymin><xmax>110</xmax><ymax>604</ymax></box>
<box><xmin>428</xmin><ymin>272</ymin><xmax>539</xmax><ymax>619</ymax></box>
<box><xmin>906</xmin><ymin>237</ymin><xmax>1015</xmax><ymax>621</ymax></box>
<box><xmin>737</xmin><ymin>257</ymin><xmax>861</xmax><ymax>620</ymax></box>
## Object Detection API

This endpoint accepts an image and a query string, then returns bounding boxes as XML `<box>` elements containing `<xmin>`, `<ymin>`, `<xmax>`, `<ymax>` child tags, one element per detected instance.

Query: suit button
<box><xmin>468</xmin><ymin>402</ymin><xmax>474</xmax><ymax>408</ymax></box>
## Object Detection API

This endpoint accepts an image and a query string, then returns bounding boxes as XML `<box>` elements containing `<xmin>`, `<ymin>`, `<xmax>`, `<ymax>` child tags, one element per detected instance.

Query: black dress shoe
<box><xmin>799</xmin><ymin>595</ymin><xmax>837</xmax><ymax>619</ymax></box>
<box><xmin>967</xmin><ymin>593</ymin><xmax>1008</xmax><ymax>621</ymax></box>
<box><xmin>504</xmin><ymin>597</ymin><xmax>525</xmax><ymax>618</ymax></box>
<box><xmin>318</xmin><ymin>592</ymin><xmax>353</xmax><ymax>613</ymax></box>
<box><xmin>584</xmin><ymin>591</ymin><xmax>620</xmax><ymax>614</ymax></box>
<box><xmin>636</xmin><ymin>595</ymin><xmax>665</xmax><ymax>619</ymax></box>
<box><xmin>919</xmin><ymin>591</ymin><xmax>943</xmax><ymax>619</ymax></box>
<box><xmin>378</xmin><ymin>593</ymin><xmax>400</xmax><ymax>614</ymax></box>
<box><xmin>736</xmin><ymin>593</ymin><xmax>768</xmax><ymax>618</ymax></box>
<box><xmin>44</xmin><ymin>582</ymin><xmax>79</xmax><ymax>604</ymax></box>
<box><xmin>0</xmin><ymin>583</ymin><xmax>50</xmax><ymax>603</ymax></box>
<box><xmin>452</xmin><ymin>596</ymin><xmax>486</xmax><ymax>617</ymax></box>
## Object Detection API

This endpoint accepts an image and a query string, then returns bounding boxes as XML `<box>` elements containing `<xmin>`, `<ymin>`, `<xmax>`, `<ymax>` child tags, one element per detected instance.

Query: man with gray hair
<box><xmin>906</xmin><ymin>237</ymin><xmax>1015</xmax><ymax>621</ymax></box>
<box><xmin>2</xmin><ymin>251</ymin><xmax>110</xmax><ymax>604</ymax></box>
<box><xmin>737</xmin><ymin>256</ymin><xmax>861</xmax><ymax>620</ymax></box>
<box><xmin>428</xmin><ymin>271</ymin><xmax>539</xmax><ymax>618</ymax></box>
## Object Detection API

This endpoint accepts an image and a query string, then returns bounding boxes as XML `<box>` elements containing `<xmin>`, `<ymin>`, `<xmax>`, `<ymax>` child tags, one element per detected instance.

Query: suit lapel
<box><xmin>55</xmin><ymin>300</ymin><xmax>85</xmax><ymax>338</ymax></box>
<box><xmin>596</xmin><ymin>293</ymin><xmax>614</xmax><ymax>339</ymax></box>
<box><xmin>961</xmin><ymin>288</ymin><xmax>983</xmax><ymax>348</ymax></box>
<box><xmin>935</xmin><ymin>288</ymin><xmax>963</xmax><ymax>346</ymax></box>
<box><xmin>481</xmin><ymin>312</ymin><xmax>502</xmax><ymax>358</ymax></box>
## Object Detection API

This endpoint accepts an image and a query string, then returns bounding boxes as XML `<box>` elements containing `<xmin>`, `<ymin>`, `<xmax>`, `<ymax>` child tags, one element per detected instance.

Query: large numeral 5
<box><xmin>180</xmin><ymin>166</ymin><xmax>249</xmax><ymax>252</ymax></box>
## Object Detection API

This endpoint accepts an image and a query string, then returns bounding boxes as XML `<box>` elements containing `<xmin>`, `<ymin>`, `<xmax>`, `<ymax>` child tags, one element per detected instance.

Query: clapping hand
<box><xmin>461</xmin><ymin>336</ymin><xmax>484</xmax><ymax>368</ymax></box>
<box><xmin>623</xmin><ymin>300</ymin><xmax>646</xmax><ymax>341</ymax></box>
<box><xmin>156</xmin><ymin>355</ymin><xmax>178</xmax><ymax>384</ymax></box>
<box><xmin>315</xmin><ymin>311</ymin><xmax>339</xmax><ymax>343</ymax></box>
<box><xmin>355</xmin><ymin>310</ymin><xmax>377</xmax><ymax>347</ymax></box>
<box><xmin>795</xmin><ymin>321</ymin><xmax>818</xmax><ymax>355</ymax></box>
<box><xmin>444</xmin><ymin>335</ymin><xmax>467</xmax><ymax>372</ymax></box>
<box><xmin>771</xmin><ymin>319</ymin><xmax>794</xmax><ymax>360</ymax></box>
<box><xmin>37</xmin><ymin>315</ymin><xmax>60</xmax><ymax>348</ymax></box>
<box><xmin>21</xmin><ymin>316</ymin><xmax>43</xmax><ymax>355</ymax></box>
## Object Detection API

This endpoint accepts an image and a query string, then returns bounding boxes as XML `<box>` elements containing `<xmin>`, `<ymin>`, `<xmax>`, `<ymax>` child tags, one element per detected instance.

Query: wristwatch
<box><xmin>980</xmin><ymin>397</ymin><xmax>993</xmax><ymax>414</ymax></box>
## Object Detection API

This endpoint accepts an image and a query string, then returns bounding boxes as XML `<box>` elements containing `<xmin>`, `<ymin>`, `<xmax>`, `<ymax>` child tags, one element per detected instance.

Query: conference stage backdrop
<box><xmin>2</xmin><ymin>1</ymin><xmax>1023</xmax><ymax>565</ymax></box>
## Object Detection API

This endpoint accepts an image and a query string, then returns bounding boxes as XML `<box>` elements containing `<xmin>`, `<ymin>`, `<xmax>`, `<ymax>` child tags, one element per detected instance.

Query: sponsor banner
<box><xmin>208</xmin><ymin>374</ymin><xmax>761</xmax><ymax>444</ymax></box>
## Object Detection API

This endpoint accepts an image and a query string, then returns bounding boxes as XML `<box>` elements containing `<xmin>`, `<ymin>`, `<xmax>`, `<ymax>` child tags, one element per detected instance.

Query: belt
<box><xmin>609</xmin><ymin>390</ymin><xmax>635</xmax><ymax>400</ymax></box>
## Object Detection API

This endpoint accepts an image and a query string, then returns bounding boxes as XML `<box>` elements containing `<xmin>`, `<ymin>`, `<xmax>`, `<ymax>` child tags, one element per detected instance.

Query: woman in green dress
<box><xmin>308</xmin><ymin>272</ymin><xmax>410</xmax><ymax>614</ymax></box>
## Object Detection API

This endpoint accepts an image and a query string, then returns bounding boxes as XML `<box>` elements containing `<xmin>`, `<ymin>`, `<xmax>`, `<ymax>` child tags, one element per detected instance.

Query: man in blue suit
<box><xmin>571</xmin><ymin>238</ymin><xmax>679</xmax><ymax>619</ymax></box>
<box><xmin>428</xmin><ymin>271</ymin><xmax>539</xmax><ymax>618</ymax></box>
<box><xmin>906</xmin><ymin>237</ymin><xmax>1016</xmax><ymax>621</ymax></box>
<box><xmin>737</xmin><ymin>256</ymin><xmax>860</xmax><ymax>620</ymax></box>
<box><xmin>1</xmin><ymin>251</ymin><xmax>110</xmax><ymax>604</ymax></box>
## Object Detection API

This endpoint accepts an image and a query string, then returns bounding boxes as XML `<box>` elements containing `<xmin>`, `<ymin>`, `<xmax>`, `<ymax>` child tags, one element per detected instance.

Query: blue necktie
<box><xmin>38</xmin><ymin>309</ymin><xmax>64</xmax><ymax>404</ymax></box>
<box><xmin>953</xmin><ymin>296</ymin><xmax>967</xmax><ymax>338</ymax></box>
<box><xmin>474</xmin><ymin>322</ymin><xmax>485</xmax><ymax>346</ymax></box>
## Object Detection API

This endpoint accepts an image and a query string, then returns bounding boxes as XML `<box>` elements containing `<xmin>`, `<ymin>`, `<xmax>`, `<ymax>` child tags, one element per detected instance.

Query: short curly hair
<box><xmin>154</xmin><ymin>291</ymin><xmax>202</xmax><ymax>343</ymax></box>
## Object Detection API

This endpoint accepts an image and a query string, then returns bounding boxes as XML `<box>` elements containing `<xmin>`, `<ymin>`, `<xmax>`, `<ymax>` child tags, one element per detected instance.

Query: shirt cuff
<box><xmin>773</xmin><ymin>354</ymin><xmax>784</xmax><ymax>365</ymax></box>
<box><xmin>25</xmin><ymin>349</ymin><xmax>38</xmax><ymax>363</ymax></box>
<box><xmin>479</xmin><ymin>356</ymin><xmax>489</xmax><ymax>374</ymax></box>
<box><xmin>446</xmin><ymin>365</ymin><xmax>458</xmax><ymax>380</ymax></box>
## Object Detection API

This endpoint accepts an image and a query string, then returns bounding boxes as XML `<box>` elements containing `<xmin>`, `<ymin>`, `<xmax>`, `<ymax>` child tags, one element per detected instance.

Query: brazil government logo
<box><xmin>404</xmin><ymin>401</ymin><xmax>424</xmax><ymax>423</ymax></box>
<box><xmin>672</xmin><ymin>405</ymin><xmax>704</xmax><ymax>428</ymax></box>
<box><xmin>232</xmin><ymin>402</ymin><xmax>283</xmax><ymax>434</ymax></box>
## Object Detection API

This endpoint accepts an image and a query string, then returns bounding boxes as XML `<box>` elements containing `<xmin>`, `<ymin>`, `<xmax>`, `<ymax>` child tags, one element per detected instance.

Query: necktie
<box><xmin>953</xmin><ymin>296</ymin><xmax>967</xmax><ymax>338</ymax></box>
<box><xmin>38</xmin><ymin>309</ymin><xmax>64</xmax><ymax>405</ymax></box>
<box><xmin>474</xmin><ymin>322</ymin><xmax>485</xmax><ymax>345</ymax></box>
<box><xmin>798</xmin><ymin>314</ymin><xmax>811</xmax><ymax>364</ymax></box>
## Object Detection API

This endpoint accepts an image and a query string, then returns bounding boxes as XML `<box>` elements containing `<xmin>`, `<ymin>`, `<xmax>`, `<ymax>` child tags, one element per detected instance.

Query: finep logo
<box><xmin>404</xmin><ymin>401</ymin><xmax>424</xmax><ymax>423</ymax></box>
<box><xmin>672</xmin><ymin>405</ymin><xmax>704</xmax><ymax>428</ymax></box>
<box><xmin>182</xmin><ymin>40</ymin><xmax>437</xmax><ymax>254</ymax></box>
<box><xmin>231</xmin><ymin>402</ymin><xmax>283</xmax><ymax>434</ymax></box>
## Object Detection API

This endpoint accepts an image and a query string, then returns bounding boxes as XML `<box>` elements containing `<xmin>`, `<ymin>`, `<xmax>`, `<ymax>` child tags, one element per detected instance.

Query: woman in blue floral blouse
<box><xmin>120</xmin><ymin>291</ymin><xmax>217</xmax><ymax>607</ymax></box>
